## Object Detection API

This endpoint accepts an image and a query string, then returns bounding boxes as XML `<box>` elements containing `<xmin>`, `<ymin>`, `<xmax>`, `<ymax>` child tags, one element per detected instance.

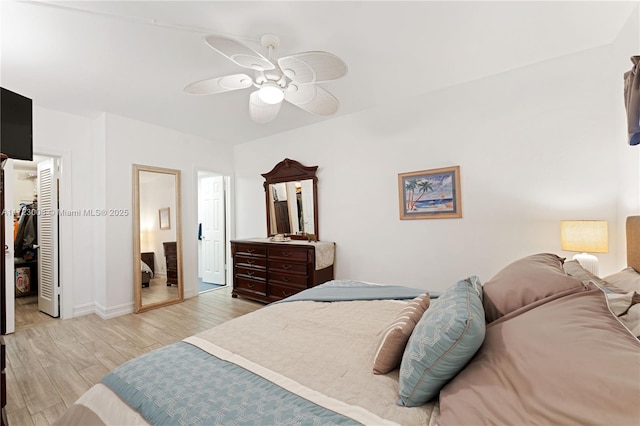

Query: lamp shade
<box><xmin>560</xmin><ymin>220</ymin><xmax>609</xmax><ymax>253</ymax></box>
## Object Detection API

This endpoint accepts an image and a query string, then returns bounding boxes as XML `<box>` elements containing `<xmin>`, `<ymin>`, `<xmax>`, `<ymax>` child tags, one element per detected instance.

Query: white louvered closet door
<box><xmin>37</xmin><ymin>158</ymin><xmax>59</xmax><ymax>317</ymax></box>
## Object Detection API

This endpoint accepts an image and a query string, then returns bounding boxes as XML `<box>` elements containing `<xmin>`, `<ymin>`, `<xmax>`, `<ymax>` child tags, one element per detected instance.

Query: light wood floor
<box><xmin>4</xmin><ymin>287</ymin><xmax>262</xmax><ymax>426</ymax></box>
<box><xmin>141</xmin><ymin>277</ymin><xmax>178</xmax><ymax>305</ymax></box>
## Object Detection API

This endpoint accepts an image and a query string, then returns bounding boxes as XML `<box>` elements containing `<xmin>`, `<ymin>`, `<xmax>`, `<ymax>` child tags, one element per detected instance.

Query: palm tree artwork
<box><xmin>404</xmin><ymin>179</ymin><xmax>435</xmax><ymax>212</ymax></box>
<box><xmin>399</xmin><ymin>166</ymin><xmax>461</xmax><ymax>220</ymax></box>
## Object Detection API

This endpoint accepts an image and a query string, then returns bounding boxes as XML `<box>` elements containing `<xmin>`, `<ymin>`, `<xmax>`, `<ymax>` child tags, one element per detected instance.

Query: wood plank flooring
<box><xmin>3</xmin><ymin>287</ymin><xmax>262</xmax><ymax>426</ymax></box>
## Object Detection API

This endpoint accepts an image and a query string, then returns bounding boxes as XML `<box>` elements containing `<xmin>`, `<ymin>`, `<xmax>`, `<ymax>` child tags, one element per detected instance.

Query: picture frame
<box><xmin>398</xmin><ymin>166</ymin><xmax>462</xmax><ymax>220</ymax></box>
<box><xmin>159</xmin><ymin>207</ymin><xmax>171</xmax><ymax>230</ymax></box>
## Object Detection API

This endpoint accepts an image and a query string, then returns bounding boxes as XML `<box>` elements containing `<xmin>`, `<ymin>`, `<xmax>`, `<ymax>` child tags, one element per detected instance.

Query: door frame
<box><xmin>196</xmin><ymin>169</ymin><xmax>232</xmax><ymax>290</ymax></box>
<box><xmin>4</xmin><ymin>148</ymin><xmax>71</xmax><ymax>332</ymax></box>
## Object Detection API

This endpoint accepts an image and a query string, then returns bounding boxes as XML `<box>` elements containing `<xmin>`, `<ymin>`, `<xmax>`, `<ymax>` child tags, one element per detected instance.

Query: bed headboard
<box><xmin>627</xmin><ymin>216</ymin><xmax>640</xmax><ymax>272</ymax></box>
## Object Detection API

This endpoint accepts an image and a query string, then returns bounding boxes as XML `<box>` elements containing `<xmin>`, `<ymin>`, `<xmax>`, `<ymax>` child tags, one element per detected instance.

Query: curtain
<box><xmin>624</xmin><ymin>55</ymin><xmax>640</xmax><ymax>146</ymax></box>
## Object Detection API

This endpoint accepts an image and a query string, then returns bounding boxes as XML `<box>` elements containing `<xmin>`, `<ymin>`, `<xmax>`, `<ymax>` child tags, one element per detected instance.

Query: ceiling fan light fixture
<box><xmin>258</xmin><ymin>84</ymin><xmax>285</xmax><ymax>104</ymax></box>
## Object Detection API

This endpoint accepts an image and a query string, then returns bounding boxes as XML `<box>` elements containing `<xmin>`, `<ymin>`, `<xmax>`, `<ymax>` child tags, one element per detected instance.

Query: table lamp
<box><xmin>560</xmin><ymin>220</ymin><xmax>608</xmax><ymax>276</ymax></box>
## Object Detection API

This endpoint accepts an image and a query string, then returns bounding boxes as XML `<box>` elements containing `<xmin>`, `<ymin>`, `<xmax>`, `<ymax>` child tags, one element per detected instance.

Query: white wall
<box><xmin>28</xmin><ymin>107</ymin><xmax>234</xmax><ymax>319</ymax></box>
<box><xmin>32</xmin><ymin>106</ymin><xmax>100</xmax><ymax>319</ymax></box>
<box><xmin>234</xmin><ymin>39</ymin><xmax>640</xmax><ymax>292</ymax></box>
<box><xmin>102</xmin><ymin>113</ymin><xmax>234</xmax><ymax>316</ymax></box>
<box><xmin>24</xmin><ymin>6</ymin><xmax>639</xmax><ymax>317</ymax></box>
<box><xmin>612</xmin><ymin>8</ymin><xmax>640</xmax><ymax>260</ymax></box>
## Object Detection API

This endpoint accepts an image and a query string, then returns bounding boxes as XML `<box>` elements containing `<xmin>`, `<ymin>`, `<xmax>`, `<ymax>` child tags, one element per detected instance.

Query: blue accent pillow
<box><xmin>397</xmin><ymin>276</ymin><xmax>486</xmax><ymax>407</ymax></box>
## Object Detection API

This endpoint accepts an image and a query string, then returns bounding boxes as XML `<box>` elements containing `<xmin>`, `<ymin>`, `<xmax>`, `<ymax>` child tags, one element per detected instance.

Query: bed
<box><xmin>55</xmin><ymin>217</ymin><xmax>640</xmax><ymax>425</ymax></box>
<box><xmin>141</xmin><ymin>252</ymin><xmax>155</xmax><ymax>288</ymax></box>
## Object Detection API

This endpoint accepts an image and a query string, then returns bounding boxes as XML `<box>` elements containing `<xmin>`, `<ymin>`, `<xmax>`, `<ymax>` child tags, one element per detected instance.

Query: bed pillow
<box><xmin>482</xmin><ymin>253</ymin><xmax>585</xmax><ymax>323</ymax></box>
<box><xmin>373</xmin><ymin>293</ymin><xmax>430</xmax><ymax>374</ymax></box>
<box><xmin>397</xmin><ymin>277</ymin><xmax>485</xmax><ymax>407</ymax></box>
<box><xmin>619</xmin><ymin>304</ymin><xmax>640</xmax><ymax>337</ymax></box>
<box><xmin>563</xmin><ymin>259</ymin><xmax>613</xmax><ymax>292</ymax></box>
<box><xmin>438</xmin><ymin>283</ymin><xmax>640</xmax><ymax>426</ymax></box>
<box><xmin>603</xmin><ymin>267</ymin><xmax>640</xmax><ymax>294</ymax></box>
<box><xmin>606</xmin><ymin>291</ymin><xmax>640</xmax><ymax>316</ymax></box>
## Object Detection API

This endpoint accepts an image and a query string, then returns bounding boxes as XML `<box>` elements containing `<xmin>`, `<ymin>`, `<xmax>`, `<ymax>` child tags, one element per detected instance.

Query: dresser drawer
<box><xmin>268</xmin><ymin>260</ymin><xmax>308</xmax><ymax>275</ymax></box>
<box><xmin>167</xmin><ymin>270</ymin><xmax>178</xmax><ymax>279</ymax></box>
<box><xmin>235</xmin><ymin>255</ymin><xmax>267</xmax><ymax>269</ymax></box>
<box><xmin>236</xmin><ymin>266</ymin><xmax>266</xmax><ymax>281</ymax></box>
<box><xmin>269</xmin><ymin>283</ymin><xmax>304</xmax><ymax>301</ymax></box>
<box><xmin>235</xmin><ymin>277</ymin><xmax>267</xmax><ymax>295</ymax></box>
<box><xmin>234</xmin><ymin>244</ymin><xmax>267</xmax><ymax>257</ymax></box>
<box><xmin>268</xmin><ymin>247</ymin><xmax>309</xmax><ymax>262</ymax></box>
<box><xmin>269</xmin><ymin>271</ymin><xmax>308</xmax><ymax>288</ymax></box>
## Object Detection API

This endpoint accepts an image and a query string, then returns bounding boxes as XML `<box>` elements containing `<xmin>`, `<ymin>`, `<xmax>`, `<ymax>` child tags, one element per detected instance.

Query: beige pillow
<box><xmin>372</xmin><ymin>293</ymin><xmax>430</xmax><ymax>374</ymax></box>
<box><xmin>618</xmin><ymin>304</ymin><xmax>640</xmax><ymax>337</ymax></box>
<box><xmin>603</xmin><ymin>267</ymin><xmax>640</xmax><ymax>294</ymax></box>
<box><xmin>606</xmin><ymin>291</ymin><xmax>640</xmax><ymax>316</ymax></box>
<box><xmin>482</xmin><ymin>253</ymin><xmax>585</xmax><ymax>323</ymax></box>
<box><xmin>438</xmin><ymin>283</ymin><xmax>640</xmax><ymax>425</ymax></box>
<box><xmin>563</xmin><ymin>260</ymin><xmax>610</xmax><ymax>289</ymax></box>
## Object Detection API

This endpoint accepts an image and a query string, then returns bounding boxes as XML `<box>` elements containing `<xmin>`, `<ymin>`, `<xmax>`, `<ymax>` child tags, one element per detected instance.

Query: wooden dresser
<box><xmin>163</xmin><ymin>242</ymin><xmax>178</xmax><ymax>286</ymax></box>
<box><xmin>231</xmin><ymin>239</ymin><xmax>335</xmax><ymax>303</ymax></box>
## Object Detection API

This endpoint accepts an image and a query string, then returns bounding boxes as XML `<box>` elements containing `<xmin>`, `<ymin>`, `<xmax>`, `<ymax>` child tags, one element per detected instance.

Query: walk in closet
<box><xmin>12</xmin><ymin>161</ymin><xmax>39</xmax><ymax>298</ymax></box>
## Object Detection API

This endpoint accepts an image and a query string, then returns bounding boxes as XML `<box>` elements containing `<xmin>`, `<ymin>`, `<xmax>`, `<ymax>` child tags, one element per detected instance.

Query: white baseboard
<box><xmin>72</xmin><ymin>302</ymin><xmax>96</xmax><ymax>318</ymax></box>
<box><xmin>93</xmin><ymin>301</ymin><xmax>135</xmax><ymax>319</ymax></box>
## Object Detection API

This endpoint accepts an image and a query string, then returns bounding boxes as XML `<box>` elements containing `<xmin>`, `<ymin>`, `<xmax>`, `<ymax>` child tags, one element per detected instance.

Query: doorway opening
<box><xmin>197</xmin><ymin>171</ymin><xmax>229</xmax><ymax>294</ymax></box>
<box><xmin>6</xmin><ymin>155</ymin><xmax>61</xmax><ymax>332</ymax></box>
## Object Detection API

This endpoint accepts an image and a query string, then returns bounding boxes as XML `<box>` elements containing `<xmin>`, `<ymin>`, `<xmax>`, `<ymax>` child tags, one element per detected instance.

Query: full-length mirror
<box><xmin>263</xmin><ymin>158</ymin><xmax>319</xmax><ymax>240</ymax></box>
<box><xmin>133</xmin><ymin>164</ymin><xmax>183</xmax><ymax>313</ymax></box>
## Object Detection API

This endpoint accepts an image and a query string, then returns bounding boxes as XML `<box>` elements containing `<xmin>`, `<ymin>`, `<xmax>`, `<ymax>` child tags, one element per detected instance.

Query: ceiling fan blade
<box><xmin>184</xmin><ymin>74</ymin><xmax>253</xmax><ymax>95</ymax></box>
<box><xmin>204</xmin><ymin>35</ymin><xmax>275</xmax><ymax>71</ymax></box>
<box><xmin>277</xmin><ymin>52</ymin><xmax>348</xmax><ymax>84</ymax></box>
<box><xmin>249</xmin><ymin>91</ymin><xmax>282</xmax><ymax>123</ymax></box>
<box><xmin>284</xmin><ymin>84</ymin><xmax>339</xmax><ymax>116</ymax></box>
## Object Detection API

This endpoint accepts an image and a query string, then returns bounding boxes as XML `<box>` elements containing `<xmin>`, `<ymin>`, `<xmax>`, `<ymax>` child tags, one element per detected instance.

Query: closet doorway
<box><xmin>197</xmin><ymin>171</ymin><xmax>229</xmax><ymax>293</ymax></box>
<box><xmin>6</xmin><ymin>155</ymin><xmax>60</xmax><ymax>331</ymax></box>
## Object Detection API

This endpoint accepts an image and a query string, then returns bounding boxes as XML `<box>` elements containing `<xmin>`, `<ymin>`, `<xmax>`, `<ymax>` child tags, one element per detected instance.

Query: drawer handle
<box><xmin>247</xmin><ymin>271</ymin><xmax>254</xmax><ymax>277</ymax></box>
<box><xmin>281</xmin><ymin>251</ymin><xmax>292</xmax><ymax>257</ymax></box>
<box><xmin>282</xmin><ymin>264</ymin><xmax>292</xmax><ymax>270</ymax></box>
<box><xmin>282</xmin><ymin>290</ymin><xmax>293</xmax><ymax>297</ymax></box>
<box><xmin>247</xmin><ymin>249</ymin><xmax>255</xmax><ymax>254</ymax></box>
<box><xmin>247</xmin><ymin>282</ymin><xmax>255</xmax><ymax>288</ymax></box>
<box><xmin>247</xmin><ymin>260</ymin><xmax>255</xmax><ymax>265</ymax></box>
<box><xmin>283</xmin><ymin>277</ymin><xmax>290</xmax><ymax>282</ymax></box>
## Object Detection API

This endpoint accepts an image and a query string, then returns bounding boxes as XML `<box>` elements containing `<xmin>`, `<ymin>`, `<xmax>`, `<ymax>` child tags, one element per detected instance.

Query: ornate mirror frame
<box><xmin>133</xmin><ymin>164</ymin><xmax>184</xmax><ymax>313</ymax></box>
<box><xmin>262</xmin><ymin>158</ymin><xmax>319</xmax><ymax>240</ymax></box>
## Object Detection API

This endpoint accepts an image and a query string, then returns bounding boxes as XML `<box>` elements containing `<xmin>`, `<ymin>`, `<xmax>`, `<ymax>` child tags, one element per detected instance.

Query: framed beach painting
<box><xmin>398</xmin><ymin>166</ymin><xmax>462</xmax><ymax>220</ymax></box>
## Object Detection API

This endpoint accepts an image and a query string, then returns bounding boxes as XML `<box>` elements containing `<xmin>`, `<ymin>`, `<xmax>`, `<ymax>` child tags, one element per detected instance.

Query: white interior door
<box><xmin>301</xmin><ymin>179</ymin><xmax>315</xmax><ymax>234</ymax></box>
<box><xmin>200</xmin><ymin>176</ymin><xmax>225</xmax><ymax>285</ymax></box>
<box><xmin>37</xmin><ymin>158</ymin><xmax>59</xmax><ymax>317</ymax></box>
<box><xmin>3</xmin><ymin>159</ymin><xmax>15</xmax><ymax>334</ymax></box>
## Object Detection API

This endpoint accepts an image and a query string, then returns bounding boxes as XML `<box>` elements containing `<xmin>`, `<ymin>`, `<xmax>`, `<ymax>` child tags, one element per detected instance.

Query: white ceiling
<box><xmin>1</xmin><ymin>1</ymin><xmax>637</xmax><ymax>145</ymax></box>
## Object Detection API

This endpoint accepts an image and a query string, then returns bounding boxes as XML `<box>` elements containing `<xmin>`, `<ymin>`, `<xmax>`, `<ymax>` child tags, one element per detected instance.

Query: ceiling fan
<box><xmin>184</xmin><ymin>34</ymin><xmax>348</xmax><ymax>123</ymax></box>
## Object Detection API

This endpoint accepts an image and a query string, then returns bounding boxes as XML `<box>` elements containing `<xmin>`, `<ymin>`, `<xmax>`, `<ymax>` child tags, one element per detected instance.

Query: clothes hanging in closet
<box><xmin>14</xmin><ymin>202</ymin><xmax>37</xmax><ymax>259</ymax></box>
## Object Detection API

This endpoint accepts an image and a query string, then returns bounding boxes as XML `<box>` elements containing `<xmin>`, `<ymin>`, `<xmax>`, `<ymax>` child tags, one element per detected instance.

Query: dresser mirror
<box><xmin>262</xmin><ymin>158</ymin><xmax>319</xmax><ymax>240</ymax></box>
<box><xmin>132</xmin><ymin>164</ymin><xmax>183</xmax><ymax>313</ymax></box>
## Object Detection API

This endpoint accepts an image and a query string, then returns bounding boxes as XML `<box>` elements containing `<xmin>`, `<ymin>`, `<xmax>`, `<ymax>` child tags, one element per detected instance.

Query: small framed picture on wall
<box><xmin>159</xmin><ymin>207</ymin><xmax>171</xmax><ymax>230</ymax></box>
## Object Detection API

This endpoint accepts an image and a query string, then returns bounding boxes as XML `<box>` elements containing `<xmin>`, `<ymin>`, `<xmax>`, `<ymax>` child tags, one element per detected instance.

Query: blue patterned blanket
<box><xmin>102</xmin><ymin>341</ymin><xmax>363</xmax><ymax>425</ymax></box>
<box><xmin>276</xmin><ymin>279</ymin><xmax>440</xmax><ymax>303</ymax></box>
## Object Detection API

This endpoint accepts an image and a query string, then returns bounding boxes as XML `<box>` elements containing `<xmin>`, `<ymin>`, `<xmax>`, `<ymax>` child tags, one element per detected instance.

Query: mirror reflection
<box><xmin>133</xmin><ymin>165</ymin><xmax>183</xmax><ymax>313</ymax></box>
<box><xmin>263</xmin><ymin>158</ymin><xmax>319</xmax><ymax>240</ymax></box>
<box><xmin>267</xmin><ymin>179</ymin><xmax>315</xmax><ymax>235</ymax></box>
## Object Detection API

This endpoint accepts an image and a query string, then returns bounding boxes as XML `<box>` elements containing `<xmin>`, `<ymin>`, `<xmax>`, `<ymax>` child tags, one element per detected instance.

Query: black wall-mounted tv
<box><xmin>0</xmin><ymin>87</ymin><xmax>33</xmax><ymax>161</ymax></box>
